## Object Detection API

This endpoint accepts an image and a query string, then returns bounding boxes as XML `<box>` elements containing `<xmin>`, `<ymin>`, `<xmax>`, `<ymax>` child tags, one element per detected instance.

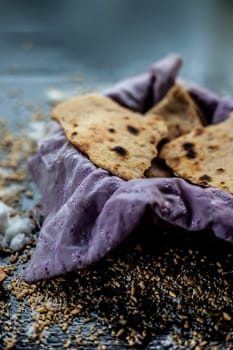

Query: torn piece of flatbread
<box><xmin>52</xmin><ymin>94</ymin><xmax>168</xmax><ymax>180</ymax></box>
<box><xmin>146</xmin><ymin>84</ymin><xmax>203</xmax><ymax>140</ymax></box>
<box><xmin>160</xmin><ymin>113</ymin><xmax>233</xmax><ymax>194</ymax></box>
<box><xmin>144</xmin><ymin>158</ymin><xmax>173</xmax><ymax>178</ymax></box>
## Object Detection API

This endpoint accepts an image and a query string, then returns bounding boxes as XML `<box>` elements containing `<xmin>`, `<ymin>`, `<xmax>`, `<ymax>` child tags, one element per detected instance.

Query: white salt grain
<box><xmin>0</xmin><ymin>201</ymin><xmax>10</xmax><ymax>233</ymax></box>
<box><xmin>0</xmin><ymin>201</ymin><xmax>34</xmax><ymax>251</ymax></box>
<box><xmin>27</xmin><ymin>121</ymin><xmax>47</xmax><ymax>141</ymax></box>
<box><xmin>10</xmin><ymin>233</ymin><xmax>26</xmax><ymax>251</ymax></box>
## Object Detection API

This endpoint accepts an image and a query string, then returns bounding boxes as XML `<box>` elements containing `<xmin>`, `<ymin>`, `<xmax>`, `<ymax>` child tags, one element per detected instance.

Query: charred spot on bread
<box><xmin>208</xmin><ymin>145</ymin><xmax>219</xmax><ymax>151</ymax></box>
<box><xmin>111</xmin><ymin>146</ymin><xmax>128</xmax><ymax>157</ymax></box>
<box><xmin>199</xmin><ymin>174</ymin><xmax>212</xmax><ymax>184</ymax></box>
<box><xmin>127</xmin><ymin>125</ymin><xmax>139</xmax><ymax>135</ymax></box>
<box><xmin>216</xmin><ymin>168</ymin><xmax>225</xmax><ymax>174</ymax></box>
<box><xmin>182</xmin><ymin>142</ymin><xmax>194</xmax><ymax>151</ymax></box>
<box><xmin>170</xmin><ymin>156</ymin><xmax>181</xmax><ymax>166</ymax></box>
<box><xmin>194</xmin><ymin>128</ymin><xmax>204</xmax><ymax>136</ymax></box>
<box><xmin>182</xmin><ymin>142</ymin><xmax>197</xmax><ymax>159</ymax></box>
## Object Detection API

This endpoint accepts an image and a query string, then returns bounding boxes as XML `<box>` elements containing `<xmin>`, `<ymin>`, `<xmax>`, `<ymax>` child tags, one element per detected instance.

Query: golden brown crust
<box><xmin>146</xmin><ymin>84</ymin><xmax>203</xmax><ymax>140</ymax></box>
<box><xmin>52</xmin><ymin>94</ymin><xmax>168</xmax><ymax>180</ymax></box>
<box><xmin>160</xmin><ymin>113</ymin><xmax>233</xmax><ymax>194</ymax></box>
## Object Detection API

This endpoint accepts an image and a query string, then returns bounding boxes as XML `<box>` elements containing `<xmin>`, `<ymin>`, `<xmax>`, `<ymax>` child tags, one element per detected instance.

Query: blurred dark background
<box><xmin>0</xmin><ymin>0</ymin><xmax>233</xmax><ymax>92</ymax></box>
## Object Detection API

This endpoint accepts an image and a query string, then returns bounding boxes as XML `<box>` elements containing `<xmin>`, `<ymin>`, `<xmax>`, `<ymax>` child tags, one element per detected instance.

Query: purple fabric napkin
<box><xmin>25</xmin><ymin>55</ymin><xmax>233</xmax><ymax>282</ymax></box>
<box><xmin>183</xmin><ymin>80</ymin><xmax>233</xmax><ymax>124</ymax></box>
<box><xmin>106</xmin><ymin>54</ymin><xmax>183</xmax><ymax>113</ymax></box>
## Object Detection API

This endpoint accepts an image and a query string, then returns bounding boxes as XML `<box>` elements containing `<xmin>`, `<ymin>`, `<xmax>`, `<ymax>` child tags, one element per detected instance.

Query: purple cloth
<box><xmin>106</xmin><ymin>54</ymin><xmax>183</xmax><ymax>113</ymax></box>
<box><xmin>183</xmin><ymin>80</ymin><xmax>233</xmax><ymax>124</ymax></box>
<box><xmin>25</xmin><ymin>55</ymin><xmax>233</xmax><ymax>282</ymax></box>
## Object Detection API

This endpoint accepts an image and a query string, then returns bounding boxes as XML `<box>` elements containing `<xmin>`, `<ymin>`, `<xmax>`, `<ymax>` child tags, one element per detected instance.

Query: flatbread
<box><xmin>146</xmin><ymin>84</ymin><xmax>203</xmax><ymax>140</ymax></box>
<box><xmin>52</xmin><ymin>94</ymin><xmax>168</xmax><ymax>180</ymax></box>
<box><xmin>160</xmin><ymin>113</ymin><xmax>233</xmax><ymax>194</ymax></box>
